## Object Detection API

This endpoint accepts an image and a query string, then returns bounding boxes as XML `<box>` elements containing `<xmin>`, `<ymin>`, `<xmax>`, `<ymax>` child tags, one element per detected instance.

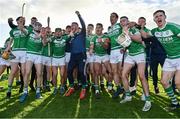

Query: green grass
<box><xmin>0</xmin><ymin>73</ymin><xmax>180</xmax><ymax>118</ymax></box>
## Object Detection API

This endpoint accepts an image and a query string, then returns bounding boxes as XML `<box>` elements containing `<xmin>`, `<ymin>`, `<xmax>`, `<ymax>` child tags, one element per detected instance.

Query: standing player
<box><xmin>86</xmin><ymin>24</ymin><xmax>95</xmax><ymax>88</ymax></box>
<box><xmin>129</xmin><ymin>17</ymin><xmax>152</xmax><ymax>97</ymax></box>
<box><xmin>51</xmin><ymin>28</ymin><xmax>69</xmax><ymax>95</ymax></box>
<box><xmin>29</xmin><ymin>17</ymin><xmax>38</xmax><ymax>92</ymax></box>
<box><xmin>42</xmin><ymin>27</ymin><xmax>53</xmax><ymax>91</ymax></box>
<box><xmin>89</xmin><ymin>23</ymin><xmax>111</xmax><ymax>98</ymax></box>
<box><xmin>119</xmin><ymin>16</ymin><xmax>151</xmax><ymax>112</ymax></box>
<box><xmin>107</xmin><ymin>12</ymin><xmax>124</xmax><ymax>97</ymax></box>
<box><xmin>65</xmin><ymin>11</ymin><xmax>87</xmax><ymax>100</ymax></box>
<box><xmin>19</xmin><ymin>22</ymin><xmax>43</xmax><ymax>102</ymax></box>
<box><xmin>63</xmin><ymin>25</ymin><xmax>72</xmax><ymax>90</ymax></box>
<box><xmin>8</xmin><ymin>17</ymin><xmax>38</xmax><ymax>92</ymax></box>
<box><xmin>141</xmin><ymin>10</ymin><xmax>180</xmax><ymax>110</ymax></box>
<box><xmin>6</xmin><ymin>16</ymin><xmax>29</xmax><ymax>98</ymax></box>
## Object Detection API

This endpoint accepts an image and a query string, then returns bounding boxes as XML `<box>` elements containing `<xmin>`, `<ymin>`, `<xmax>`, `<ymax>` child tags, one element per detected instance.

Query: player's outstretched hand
<box><xmin>75</xmin><ymin>11</ymin><xmax>80</xmax><ymax>16</ymax></box>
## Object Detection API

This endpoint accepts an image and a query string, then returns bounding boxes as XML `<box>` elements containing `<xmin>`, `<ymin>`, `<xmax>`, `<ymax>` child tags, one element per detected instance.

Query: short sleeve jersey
<box><xmin>26</xmin><ymin>31</ymin><xmax>43</xmax><ymax>55</ymax></box>
<box><xmin>151</xmin><ymin>22</ymin><xmax>180</xmax><ymax>59</ymax></box>
<box><xmin>52</xmin><ymin>35</ymin><xmax>69</xmax><ymax>58</ymax></box>
<box><xmin>86</xmin><ymin>34</ymin><xmax>95</xmax><ymax>51</ymax></box>
<box><xmin>107</xmin><ymin>23</ymin><xmax>123</xmax><ymax>50</ymax></box>
<box><xmin>9</xmin><ymin>27</ymin><xmax>29</xmax><ymax>51</ymax></box>
<box><xmin>92</xmin><ymin>34</ymin><xmax>109</xmax><ymax>56</ymax></box>
<box><xmin>127</xmin><ymin>27</ymin><xmax>145</xmax><ymax>56</ymax></box>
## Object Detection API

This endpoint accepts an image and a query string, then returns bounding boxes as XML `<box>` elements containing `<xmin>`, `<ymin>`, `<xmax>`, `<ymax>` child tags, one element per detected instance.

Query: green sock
<box><xmin>7</xmin><ymin>85</ymin><xmax>12</xmax><ymax>92</ymax></box>
<box><xmin>94</xmin><ymin>85</ymin><xmax>99</xmax><ymax>90</ymax></box>
<box><xmin>145</xmin><ymin>96</ymin><xmax>150</xmax><ymax>101</ymax></box>
<box><xmin>47</xmin><ymin>80</ymin><xmax>50</xmax><ymax>86</ymax></box>
<box><xmin>116</xmin><ymin>85</ymin><xmax>122</xmax><ymax>89</ymax></box>
<box><xmin>125</xmin><ymin>90</ymin><xmax>131</xmax><ymax>97</ymax></box>
<box><xmin>91</xmin><ymin>83</ymin><xmax>95</xmax><ymax>87</ymax></box>
<box><xmin>70</xmin><ymin>84</ymin><xmax>74</xmax><ymax>88</ymax></box>
<box><xmin>165</xmin><ymin>86</ymin><xmax>178</xmax><ymax>105</ymax></box>
<box><xmin>82</xmin><ymin>85</ymin><xmax>86</xmax><ymax>89</ymax></box>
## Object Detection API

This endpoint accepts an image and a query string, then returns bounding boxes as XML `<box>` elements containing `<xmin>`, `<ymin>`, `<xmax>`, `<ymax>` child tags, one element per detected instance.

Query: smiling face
<box><xmin>40</xmin><ymin>27</ymin><xmax>47</xmax><ymax>37</ymax></box>
<box><xmin>120</xmin><ymin>17</ymin><xmax>128</xmax><ymax>27</ymax></box>
<box><xmin>71</xmin><ymin>22</ymin><xmax>79</xmax><ymax>33</ymax></box>
<box><xmin>17</xmin><ymin>17</ymin><xmax>25</xmax><ymax>26</ymax></box>
<box><xmin>55</xmin><ymin>29</ymin><xmax>62</xmax><ymax>37</ymax></box>
<box><xmin>45</xmin><ymin>27</ymin><xmax>51</xmax><ymax>35</ymax></box>
<box><xmin>153</xmin><ymin>11</ymin><xmax>166</xmax><ymax>28</ymax></box>
<box><xmin>138</xmin><ymin>18</ymin><xmax>146</xmax><ymax>27</ymax></box>
<box><xmin>33</xmin><ymin>22</ymin><xmax>42</xmax><ymax>32</ymax></box>
<box><xmin>87</xmin><ymin>25</ymin><xmax>94</xmax><ymax>35</ymax></box>
<box><xmin>31</xmin><ymin>17</ymin><xmax>38</xmax><ymax>27</ymax></box>
<box><xmin>95</xmin><ymin>24</ymin><xmax>103</xmax><ymax>35</ymax></box>
<box><xmin>110</xmin><ymin>13</ymin><xmax>118</xmax><ymax>25</ymax></box>
<box><xmin>65</xmin><ymin>26</ymin><xmax>71</xmax><ymax>34</ymax></box>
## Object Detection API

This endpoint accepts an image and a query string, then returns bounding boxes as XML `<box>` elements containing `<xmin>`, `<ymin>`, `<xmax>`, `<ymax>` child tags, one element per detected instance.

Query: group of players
<box><xmin>0</xmin><ymin>10</ymin><xmax>179</xmax><ymax>112</ymax></box>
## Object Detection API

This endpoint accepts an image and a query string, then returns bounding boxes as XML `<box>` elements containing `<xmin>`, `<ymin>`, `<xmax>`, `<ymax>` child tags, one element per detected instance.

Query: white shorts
<box><xmin>110</xmin><ymin>49</ymin><xmax>123</xmax><ymax>64</ymax></box>
<box><xmin>65</xmin><ymin>52</ymin><xmax>70</xmax><ymax>63</ymax></box>
<box><xmin>94</xmin><ymin>55</ymin><xmax>109</xmax><ymax>63</ymax></box>
<box><xmin>26</xmin><ymin>53</ymin><xmax>42</xmax><ymax>64</ymax></box>
<box><xmin>86</xmin><ymin>52</ymin><xmax>94</xmax><ymax>63</ymax></box>
<box><xmin>163</xmin><ymin>58</ymin><xmax>180</xmax><ymax>71</ymax></box>
<box><xmin>52</xmin><ymin>57</ymin><xmax>65</xmax><ymax>66</ymax></box>
<box><xmin>124</xmin><ymin>53</ymin><xmax>145</xmax><ymax>64</ymax></box>
<box><xmin>42</xmin><ymin>56</ymin><xmax>51</xmax><ymax>66</ymax></box>
<box><xmin>11</xmin><ymin>51</ymin><xmax>26</xmax><ymax>63</ymax></box>
<box><xmin>0</xmin><ymin>58</ymin><xmax>10</xmax><ymax>66</ymax></box>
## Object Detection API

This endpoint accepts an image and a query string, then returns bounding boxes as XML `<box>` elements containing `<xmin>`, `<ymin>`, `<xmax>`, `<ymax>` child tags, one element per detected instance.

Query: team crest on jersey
<box><xmin>54</xmin><ymin>39</ymin><xmax>66</xmax><ymax>47</ymax></box>
<box><xmin>96</xmin><ymin>38</ymin><xmax>104</xmax><ymax>46</ymax></box>
<box><xmin>108</xmin><ymin>24</ymin><xmax>121</xmax><ymax>37</ymax></box>
<box><xmin>155</xmin><ymin>30</ymin><xmax>173</xmax><ymax>37</ymax></box>
<box><xmin>29</xmin><ymin>33</ymin><xmax>41</xmax><ymax>43</ymax></box>
<box><xmin>13</xmin><ymin>29</ymin><xmax>28</xmax><ymax>38</ymax></box>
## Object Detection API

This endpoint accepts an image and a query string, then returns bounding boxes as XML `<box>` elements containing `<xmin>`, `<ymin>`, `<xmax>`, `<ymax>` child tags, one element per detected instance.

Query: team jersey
<box><xmin>127</xmin><ymin>27</ymin><xmax>145</xmax><ymax>56</ymax></box>
<box><xmin>27</xmin><ymin>25</ymin><xmax>33</xmax><ymax>33</ymax></box>
<box><xmin>107</xmin><ymin>23</ymin><xmax>123</xmax><ymax>50</ymax></box>
<box><xmin>52</xmin><ymin>35</ymin><xmax>69</xmax><ymax>58</ymax></box>
<box><xmin>9</xmin><ymin>27</ymin><xmax>29</xmax><ymax>51</ymax></box>
<box><xmin>86</xmin><ymin>34</ymin><xmax>95</xmax><ymax>51</ymax></box>
<box><xmin>26</xmin><ymin>30</ymin><xmax>43</xmax><ymax>55</ymax></box>
<box><xmin>143</xmin><ymin>27</ymin><xmax>151</xmax><ymax>33</ymax></box>
<box><xmin>92</xmin><ymin>34</ymin><xmax>109</xmax><ymax>56</ymax></box>
<box><xmin>151</xmin><ymin>22</ymin><xmax>180</xmax><ymax>59</ymax></box>
<box><xmin>42</xmin><ymin>35</ymin><xmax>53</xmax><ymax>57</ymax></box>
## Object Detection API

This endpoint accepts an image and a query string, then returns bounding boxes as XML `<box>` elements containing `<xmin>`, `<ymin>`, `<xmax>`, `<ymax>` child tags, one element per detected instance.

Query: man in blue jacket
<box><xmin>65</xmin><ymin>11</ymin><xmax>87</xmax><ymax>100</ymax></box>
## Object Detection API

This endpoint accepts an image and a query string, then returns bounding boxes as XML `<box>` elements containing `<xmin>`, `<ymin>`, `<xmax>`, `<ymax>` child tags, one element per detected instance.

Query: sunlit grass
<box><xmin>0</xmin><ymin>68</ymin><xmax>180</xmax><ymax>118</ymax></box>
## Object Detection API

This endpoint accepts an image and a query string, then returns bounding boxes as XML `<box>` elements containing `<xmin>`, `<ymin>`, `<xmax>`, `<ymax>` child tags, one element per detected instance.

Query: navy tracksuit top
<box><xmin>70</xmin><ymin>15</ymin><xmax>86</xmax><ymax>54</ymax></box>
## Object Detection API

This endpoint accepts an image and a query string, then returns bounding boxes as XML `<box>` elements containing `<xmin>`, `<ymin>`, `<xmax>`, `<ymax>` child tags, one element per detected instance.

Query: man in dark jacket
<box><xmin>65</xmin><ymin>11</ymin><xmax>87</xmax><ymax>100</ymax></box>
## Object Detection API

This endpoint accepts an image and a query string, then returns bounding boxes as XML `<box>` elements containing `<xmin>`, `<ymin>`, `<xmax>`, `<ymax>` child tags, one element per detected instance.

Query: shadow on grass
<box><xmin>150</xmin><ymin>93</ymin><xmax>180</xmax><ymax>117</ymax></box>
<box><xmin>24</xmin><ymin>90</ymin><xmax>81</xmax><ymax>118</ymax></box>
<box><xmin>0</xmin><ymin>85</ymin><xmax>25</xmax><ymax>102</ymax></box>
<box><xmin>0</xmin><ymin>85</ymin><xmax>179</xmax><ymax>118</ymax></box>
<box><xmin>0</xmin><ymin>91</ymin><xmax>37</xmax><ymax>118</ymax></box>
